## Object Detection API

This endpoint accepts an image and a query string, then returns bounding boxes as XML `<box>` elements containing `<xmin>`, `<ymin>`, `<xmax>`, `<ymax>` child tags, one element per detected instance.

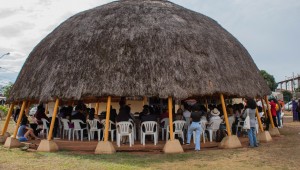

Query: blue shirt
<box><xmin>17</xmin><ymin>125</ymin><xmax>27</xmax><ymax>137</ymax></box>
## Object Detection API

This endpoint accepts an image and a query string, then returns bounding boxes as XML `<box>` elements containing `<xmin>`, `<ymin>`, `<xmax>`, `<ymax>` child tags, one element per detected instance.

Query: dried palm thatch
<box><xmin>8</xmin><ymin>0</ymin><xmax>270</xmax><ymax>103</ymax></box>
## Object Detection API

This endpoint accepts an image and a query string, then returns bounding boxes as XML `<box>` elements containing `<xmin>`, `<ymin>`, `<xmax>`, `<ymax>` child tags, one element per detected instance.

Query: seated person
<box><xmin>116</xmin><ymin>105</ymin><xmax>131</xmax><ymax>122</ymax></box>
<box><xmin>71</xmin><ymin>104</ymin><xmax>87</xmax><ymax>128</ymax></box>
<box><xmin>88</xmin><ymin>108</ymin><xmax>102</xmax><ymax>129</ymax></box>
<box><xmin>140</xmin><ymin>105</ymin><xmax>157</xmax><ymax>123</ymax></box>
<box><xmin>35</xmin><ymin>103</ymin><xmax>59</xmax><ymax>138</ymax></box>
<box><xmin>17</xmin><ymin>115</ymin><xmax>40</xmax><ymax>141</ymax></box>
<box><xmin>207</xmin><ymin>108</ymin><xmax>222</xmax><ymax>128</ymax></box>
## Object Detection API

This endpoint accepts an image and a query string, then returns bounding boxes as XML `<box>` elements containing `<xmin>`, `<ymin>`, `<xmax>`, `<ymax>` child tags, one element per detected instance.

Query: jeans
<box><xmin>247</xmin><ymin>127</ymin><xmax>258</xmax><ymax>147</ymax></box>
<box><xmin>276</xmin><ymin>111</ymin><xmax>281</xmax><ymax>127</ymax></box>
<box><xmin>187</xmin><ymin>122</ymin><xmax>202</xmax><ymax>150</ymax></box>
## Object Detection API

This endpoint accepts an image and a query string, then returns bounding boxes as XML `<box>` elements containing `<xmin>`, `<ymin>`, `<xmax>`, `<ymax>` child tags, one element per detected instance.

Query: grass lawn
<box><xmin>1</xmin><ymin>119</ymin><xmax>300</xmax><ymax>170</ymax></box>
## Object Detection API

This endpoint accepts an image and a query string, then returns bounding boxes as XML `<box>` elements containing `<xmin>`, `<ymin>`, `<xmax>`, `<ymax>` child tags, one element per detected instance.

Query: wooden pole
<box><xmin>95</xmin><ymin>102</ymin><xmax>100</xmax><ymax>116</ymax></box>
<box><xmin>24</xmin><ymin>102</ymin><xmax>31</xmax><ymax>116</ymax></box>
<box><xmin>45</xmin><ymin>103</ymin><xmax>48</xmax><ymax>115</ymax></box>
<box><xmin>168</xmin><ymin>96</ymin><xmax>174</xmax><ymax>140</ymax></box>
<box><xmin>143</xmin><ymin>96</ymin><xmax>147</xmax><ymax>106</ymax></box>
<box><xmin>47</xmin><ymin>99</ymin><xmax>60</xmax><ymax>141</ymax></box>
<box><xmin>12</xmin><ymin>101</ymin><xmax>27</xmax><ymax>138</ymax></box>
<box><xmin>220</xmin><ymin>94</ymin><xmax>231</xmax><ymax>136</ymax></box>
<box><xmin>264</xmin><ymin>96</ymin><xmax>275</xmax><ymax>128</ymax></box>
<box><xmin>1</xmin><ymin>104</ymin><xmax>14</xmax><ymax>136</ymax></box>
<box><xmin>104</xmin><ymin>96</ymin><xmax>111</xmax><ymax>142</ymax></box>
<box><xmin>256</xmin><ymin>107</ymin><xmax>264</xmax><ymax>132</ymax></box>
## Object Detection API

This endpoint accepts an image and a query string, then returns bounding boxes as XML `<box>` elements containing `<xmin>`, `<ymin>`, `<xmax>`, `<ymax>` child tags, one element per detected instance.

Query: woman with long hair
<box><xmin>243</xmin><ymin>98</ymin><xmax>258</xmax><ymax>148</ymax></box>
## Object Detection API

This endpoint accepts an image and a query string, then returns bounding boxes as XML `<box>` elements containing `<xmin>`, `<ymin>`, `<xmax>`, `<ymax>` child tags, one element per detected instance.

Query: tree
<box><xmin>282</xmin><ymin>90</ymin><xmax>292</xmax><ymax>102</ymax></box>
<box><xmin>2</xmin><ymin>82</ymin><xmax>14</xmax><ymax>98</ymax></box>
<box><xmin>260</xmin><ymin>70</ymin><xmax>277</xmax><ymax>91</ymax></box>
<box><xmin>295</xmin><ymin>87</ymin><xmax>300</xmax><ymax>92</ymax></box>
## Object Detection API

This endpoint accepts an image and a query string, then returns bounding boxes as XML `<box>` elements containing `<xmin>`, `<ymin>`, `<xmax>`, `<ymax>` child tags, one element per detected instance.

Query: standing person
<box><xmin>275</xmin><ymin>99</ymin><xmax>282</xmax><ymax>128</ymax></box>
<box><xmin>269</xmin><ymin>99</ymin><xmax>278</xmax><ymax>127</ymax></box>
<box><xmin>186</xmin><ymin>104</ymin><xmax>202</xmax><ymax>151</ymax></box>
<box><xmin>296</xmin><ymin>99</ymin><xmax>300</xmax><ymax>121</ymax></box>
<box><xmin>242</xmin><ymin>98</ymin><xmax>258</xmax><ymax>148</ymax></box>
<box><xmin>292</xmin><ymin>99</ymin><xmax>298</xmax><ymax>121</ymax></box>
<box><xmin>183</xmin><ymin>103</ymin><xmax>191</xmax><ymax>132</ymax></box>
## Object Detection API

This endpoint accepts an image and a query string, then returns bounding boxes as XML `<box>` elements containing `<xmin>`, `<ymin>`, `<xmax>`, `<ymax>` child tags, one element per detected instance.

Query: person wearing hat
<box><xmin>186</xmin><ymin>104</ymin><xmax>203</xmax><ymax>151</ymax></box>
<box><xmin>209</xmin><ymin>108</ymin><xmax>221</xmax><ymax>122</ymax></box>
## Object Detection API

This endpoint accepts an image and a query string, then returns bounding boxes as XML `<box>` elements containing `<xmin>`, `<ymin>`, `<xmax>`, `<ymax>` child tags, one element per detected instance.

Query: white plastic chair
<box><xmin>166</xmin><ymin>120</ymin><xmax>185</xmax><ymax>143</ymax></box>
<box><xmin>71</xmin><ymin>119</ymin><xmax>90</xmax><ymax>141</ymax></box>
<box><xmin>116</xmin><ymin>121</ymin><xmax>134</xmax><ymax>147</ymax></box>
<box><xmin>206</xmin><ymin>118</ymin><xmax>222</xmax><ymax>142</ymax></box>
<box><xmin>140</xmin><ymin>121</ymin><xmax>158</xmax><ymax>145</ymax></box>
<box><xmin>41</xmin><ymin>118</ymin><xmax>49</xmax><ymax>138</ymax></box>
<box><xmin>101</xmin><ymin>120</ymin><xmax>116</xmax><ymax>142</ymax></box>
<box><xmin>160</xmin><ymin>118</ymin><xmax>169</xmax><ymax>140</ymax></box>
<box><xmin>61</xmin><ymin>118</ymin><xmax>72</xmax><ymax>140</ymax></box>
<box><xmin>87</xmin><ymin>119</ymin><xmax>102</xmax><ymax>141</ymax></box>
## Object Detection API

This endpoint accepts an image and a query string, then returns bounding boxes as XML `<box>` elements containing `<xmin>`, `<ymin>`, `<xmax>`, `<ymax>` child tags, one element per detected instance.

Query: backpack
<box><xmin>216</xmin><ymin>129</ymin><xmax>227</xmax><ymax>142</ymax></box>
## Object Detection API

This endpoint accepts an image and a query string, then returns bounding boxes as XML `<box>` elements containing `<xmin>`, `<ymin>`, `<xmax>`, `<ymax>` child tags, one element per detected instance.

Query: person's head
<box><xmin>210</xmin><ymin>108</ymin><xmax>220</xmax><ymax>116</ymax></box>
<box><xmin>192</xmin><ymin>104</ymin><xmax>201</xmax><ymax>112</ymax></box>
<box><xmin>21</xmin><ymin>114</ymin><xmax>28</xmax><ymax>126</ymax></box>
<box><xmin>177</xmin><ymin>108</ymin><xmax>183</xmax><ymax>115</ymax></box>
<box><xmin>119</xmin><ymin>97</ymin><xmax>126</xmax><ymax>107</ymax></box>
<box><xmin>246</xmin><ymin>98</ymin><xmax>257</xmax><ymax>109</ymax></box>
<box><xmin>89</xmin><ymin>108</ymin><xmax>95</xmax><ymax>120</ymax></box>
<box><xmin>37</xmin><ymin>103</ymin><xmax>44</xmax><ymax>110</ymax></box>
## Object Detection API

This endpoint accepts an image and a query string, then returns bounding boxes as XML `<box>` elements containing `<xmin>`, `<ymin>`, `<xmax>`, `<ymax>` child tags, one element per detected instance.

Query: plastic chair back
<box><xmin>173</xmin><ymin>120</ymin><xmax>185</xmax><ymax>132</ymax></box>
<box><xmin>116</xmin><ymin>121</ymin><xmax>133</xmax><ymax>134</ymax></box>
<box><xmin>141</xmin><ymin>121</ymin><xmax>157</xmax><ymax>133</ymax></box>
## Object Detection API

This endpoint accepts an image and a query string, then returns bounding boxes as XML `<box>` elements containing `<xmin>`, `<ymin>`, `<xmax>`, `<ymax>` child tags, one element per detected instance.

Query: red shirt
<box><xmin>269</xmin><ymin>101</ymin><xmax>277</xmax><ymax>116</ymax></box>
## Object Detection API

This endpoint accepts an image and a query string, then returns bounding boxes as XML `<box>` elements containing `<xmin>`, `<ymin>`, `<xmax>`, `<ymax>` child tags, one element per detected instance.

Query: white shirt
<box><xmin>183</xmin><ymin>110</ymin><xmax>191</xmax><ymax>118</ymax></box>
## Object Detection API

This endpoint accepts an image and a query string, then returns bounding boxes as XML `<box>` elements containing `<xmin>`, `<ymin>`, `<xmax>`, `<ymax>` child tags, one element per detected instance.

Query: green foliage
<box><xmin>295</xmin><ymin>87</ymin><xmax>300</xmax><ymax>92</ymax></box>
<box><xmin>2</xmin><ymin>82</ymin><xmax>13</xmax><ymax>98</ymax></box>
<box><xmin>282</xmin><ymin>90</ymin><xmax>292</xmax><ymax>102</ymax></box>
<box><xmin>0</xmin><ymin>105</ymin><xmax>8</xmax><ymax>117</ymax></box>
<box><xmin>260</xmin><ymin>70</ymin><xmax>277</xmax><ymax>91</ymax></box>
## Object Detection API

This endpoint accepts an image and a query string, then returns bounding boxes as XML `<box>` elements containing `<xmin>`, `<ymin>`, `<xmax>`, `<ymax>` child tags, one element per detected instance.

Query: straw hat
<box><xmin>211</xmin><ymin>108</ymin><xmax>220</xmax><ymax>116</ymax></box>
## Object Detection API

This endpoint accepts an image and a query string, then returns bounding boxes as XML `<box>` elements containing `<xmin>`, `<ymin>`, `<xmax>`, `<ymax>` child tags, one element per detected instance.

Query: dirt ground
<box><xmin>1</xmin><ymin>115</ymin><xmax>300</xmax><ymax>170</ymax></box>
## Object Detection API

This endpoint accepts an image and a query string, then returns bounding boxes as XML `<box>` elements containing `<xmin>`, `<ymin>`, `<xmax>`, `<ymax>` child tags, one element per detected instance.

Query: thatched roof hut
<box><xmin>8</xmin><ymin>0</ymin><xmax>270</xmax><ymax>103</ymax></box>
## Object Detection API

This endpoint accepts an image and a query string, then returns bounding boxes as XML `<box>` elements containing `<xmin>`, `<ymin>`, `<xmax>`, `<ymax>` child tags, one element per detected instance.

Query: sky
<box><xmin>0</xmin><ymin>0</ymin><xmax>300</xmax><ymax>89</ymax></box>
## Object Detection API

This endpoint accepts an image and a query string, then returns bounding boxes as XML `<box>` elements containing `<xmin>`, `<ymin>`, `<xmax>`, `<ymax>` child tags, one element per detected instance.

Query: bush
<box><xmin>0</xmin><ymin>105</ymin><xmax>9</xmax><ymax>117</ymax></box>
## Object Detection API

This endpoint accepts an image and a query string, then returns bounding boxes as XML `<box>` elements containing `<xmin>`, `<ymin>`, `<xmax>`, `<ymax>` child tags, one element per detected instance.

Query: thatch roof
<box><xmin>8</xmin><ymin>0</ymin><xmax>270</xmax><ymax>103</ymax></box>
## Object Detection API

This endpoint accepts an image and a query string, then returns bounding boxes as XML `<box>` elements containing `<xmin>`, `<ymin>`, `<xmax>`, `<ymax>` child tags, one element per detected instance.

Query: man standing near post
<box><xmin>186</xmin><ymin>104</ymin><xmax>202</xmax><ymax>151</ymax></box>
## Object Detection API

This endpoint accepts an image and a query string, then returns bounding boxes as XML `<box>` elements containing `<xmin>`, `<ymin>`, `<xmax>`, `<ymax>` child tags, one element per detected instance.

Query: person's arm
<box><xmin>242</xmin><ymin>109</ymin><xmax>247</xmax><ymax>118</ymax></box>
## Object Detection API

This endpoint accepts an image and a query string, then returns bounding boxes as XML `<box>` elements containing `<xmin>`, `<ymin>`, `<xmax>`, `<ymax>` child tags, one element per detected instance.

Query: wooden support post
<box><xmin>1</xmin><ymin>104</ymin><xmax>14</xmax><ymax>136</ymax></box>
<box><xmin>168</xmin><ymin>96</ymin><xmax>174</xmax><ymax>140</ymax></box>
<box><xmin>12</xmin><ymin>101</ymin><xmax>27</xmax><ymax>138</ymax></box>
<box><xmin>143</xmin><ymin>96</ymin><xmax>147</xmax><ymax>106</ymax></box>
<box><xmin>104</xmin><ymin>96</ymin><xmax>111</xmax><ymax>142</ymax></box>
<box><xmin>24</xmin><ymin>102</ymin><xmax>31</xmax><ymax>116</ymax></box>
<box><xmin>256</xmin><ymin>107</ymin><xmax>264</xmax><ymax>132</ymax></box>
<box><xmin>47</xmin><ymin>99</ymin><xmax>60</xmax><ymax>141</ymax></box>
<box><xmin>261</xmin><ymin>99</ymin><xmax>267</xmax><ymax>118</ymax></box>
<box><xmin>45</xmin><ymin>103</ymin><xmax>48</xmax><ymax>115</ymax></box>
<box><xmin>95</xmin><ymin>102</ymin><xmax>100</xmax><ymax>116</ymax></box>
<box><xmin>264</xmin><ymin>96</ymin><xmax>275</xmax><ymax>128</ymax></box>
<box><xmin>220</xmin><ymin>94</ymin><xmax>231</xmax><ymax>136</ymax></box>
<box><xmin>205</xmin><ymin>99</ymin><xmax>208</xmax><ymax>110</ymax></box>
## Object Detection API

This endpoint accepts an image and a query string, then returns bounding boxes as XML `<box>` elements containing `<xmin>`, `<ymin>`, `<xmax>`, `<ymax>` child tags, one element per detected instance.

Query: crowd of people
<box><xmin>10</xmin><ymin>97</ymin><xmax>292</xmax><ymax>151</ymax></box>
